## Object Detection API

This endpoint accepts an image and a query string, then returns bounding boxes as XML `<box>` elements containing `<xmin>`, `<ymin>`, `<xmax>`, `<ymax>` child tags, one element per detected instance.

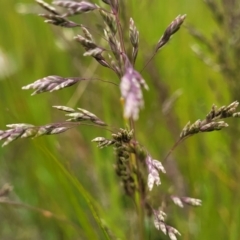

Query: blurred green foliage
<box><xmin>0</xmin><ymin>0</ymin><xmax>240</xmax><ymax>239</ymax></box>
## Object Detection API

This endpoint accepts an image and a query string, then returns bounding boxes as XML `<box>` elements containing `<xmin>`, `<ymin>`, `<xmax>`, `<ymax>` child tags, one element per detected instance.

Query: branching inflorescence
<box><xmin>2</xmin><ymin>0</ymin><xmax>240</xmax><ymax>239</ymax></box>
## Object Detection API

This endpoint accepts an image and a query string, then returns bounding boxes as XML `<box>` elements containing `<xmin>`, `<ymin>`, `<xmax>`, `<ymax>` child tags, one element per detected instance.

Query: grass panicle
<box><xmin>53</xmin><ymin>1</ymin><xmax>98</xmax><ymax>16</ymax></box>
<box><xmin>129</xmin><ymin>17</ymin><xmax>139</xmax><ymax>64</ymax></box>
<box><xmin>180</xmin><ymin>101</ymin><xmax>239</xmax><ymax>139</ymax></box>
<box><xmin>171</xmin><ymin>196</ymin><xmax>202</xmax><ymax>208</ymax></box>
<box><xmin>146</xmin><ymin>155</ymin><xmax>166</xmax><ymax>191</ymax></box>
<box><xmin>2</xmin><ymin>1</ymin><xmax>240</xmax><ymax>240</ymax></box>
<box><xmin>39</xmin><ymin>13</ymin><xmax>80</xmax><ymax>27</ymax></box>
<box><xmin>156</xmin><ymin>14</ymin><xmax>186</xmax><ymax>52</ymax></box>
<box><xmin>22</xmin><ymin>75</ymin><xmax>85</xmax><ymax>95</ymax></box>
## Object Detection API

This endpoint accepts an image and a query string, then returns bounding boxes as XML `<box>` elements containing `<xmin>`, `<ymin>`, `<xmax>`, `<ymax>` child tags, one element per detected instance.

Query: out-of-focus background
<box><xmin>0</xmin><ymin>0</ymin><xmax>240</xmax><ymax>239</ymax></box>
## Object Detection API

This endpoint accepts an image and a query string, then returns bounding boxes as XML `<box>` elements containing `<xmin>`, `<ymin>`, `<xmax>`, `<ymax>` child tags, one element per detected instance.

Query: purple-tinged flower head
<box><xmin>154</xmin><ymin>216</ymin><xmax>167</xmax><ymax>234</ymax></box>
<box><xmin>40</xmin><ymin>14</ymin><xmax>80</xmax><ymax>28</ymax></box>
<box><xmin>22</xmin><ymin>76</ymin><xmax>84</xmax><ymax>95</ymax></box>
<box><xmin>166</xmin><ymin>225</ymin><xmax>181</xmax><ymax>240</ymax></box>
<box><xmin>53</xmin><ymin>1</ymin><xmax>98</xmax><ymax>16</ymax></box>
<box><xmin>120</xmin><ymin>56</ymin><xmax>148</xmax><ymax>120</ymax></box>
<box><xmin>0</xmin><ymin>123</ymin><xmax>74</xmax><ymax>146</ymax></box>
<box><xmin>146</xmin><ymin>155</ymin><xmax>166</xmax><ymax>191</ymax></box>
<box><xmin>152</xmin><ymin>209</ymin><xmax>168</xmax><ymax>236</ymax></box>
<box><xmin>129</xmin><ymin>17</ymin><xmax>139</xmax><ymax>64</ymax></box>
<box><xmin>171</xmin><ymin>196</ymin><xmax>202</xmax><ymax>208</ymax></box>
<box><xmin>153</xmin><ymin>209</ymin><xmax>181</xmax><ymax>240</ymax></box>
<box><xmin>156</xmin><ymin>14</ymin><xmax>186</xmax><ymax>52</ymax></box>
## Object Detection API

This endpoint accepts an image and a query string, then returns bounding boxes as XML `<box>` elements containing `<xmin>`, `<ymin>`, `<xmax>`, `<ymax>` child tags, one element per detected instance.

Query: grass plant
<box><xmin>1</xmin><ymin>0</ymin><xmax>240</xmax><ymax>239</ymax></box>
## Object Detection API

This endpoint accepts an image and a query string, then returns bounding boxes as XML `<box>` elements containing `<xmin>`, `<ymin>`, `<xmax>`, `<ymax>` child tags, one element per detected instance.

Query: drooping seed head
<box><xmin>120</xmin><ymin>60</ymin><xmax>148</xmax><ymax>120</ymax></box>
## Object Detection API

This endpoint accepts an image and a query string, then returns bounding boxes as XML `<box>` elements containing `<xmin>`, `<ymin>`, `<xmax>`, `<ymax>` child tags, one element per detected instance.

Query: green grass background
<box><xmin>0</xmin><ymin>0</ymin><xmax>239</xmax><ymax>239</ymax></box>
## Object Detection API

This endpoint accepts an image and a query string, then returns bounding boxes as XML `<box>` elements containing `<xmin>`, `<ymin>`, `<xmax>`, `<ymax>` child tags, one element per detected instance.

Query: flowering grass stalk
<box><xmin>1</xmin><ymin>0</ymin><xmax>240</xmax><ymax>239</ymax></box>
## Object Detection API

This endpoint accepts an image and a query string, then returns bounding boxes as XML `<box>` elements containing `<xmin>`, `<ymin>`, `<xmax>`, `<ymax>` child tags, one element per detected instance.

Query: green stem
<box><xmin>129</xmin><ymin>119</ymin><xmax>145</xmax><ymax>240</ymax></box>
<box><xmin>163</xmin><ymin>136</ymin><xmax>191</xmax><ymax>163</ymax></box>
<box><xmin>114</xmin><ymin>3</ymin><xmax>145</xmax><ymax>238</ymax></box>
